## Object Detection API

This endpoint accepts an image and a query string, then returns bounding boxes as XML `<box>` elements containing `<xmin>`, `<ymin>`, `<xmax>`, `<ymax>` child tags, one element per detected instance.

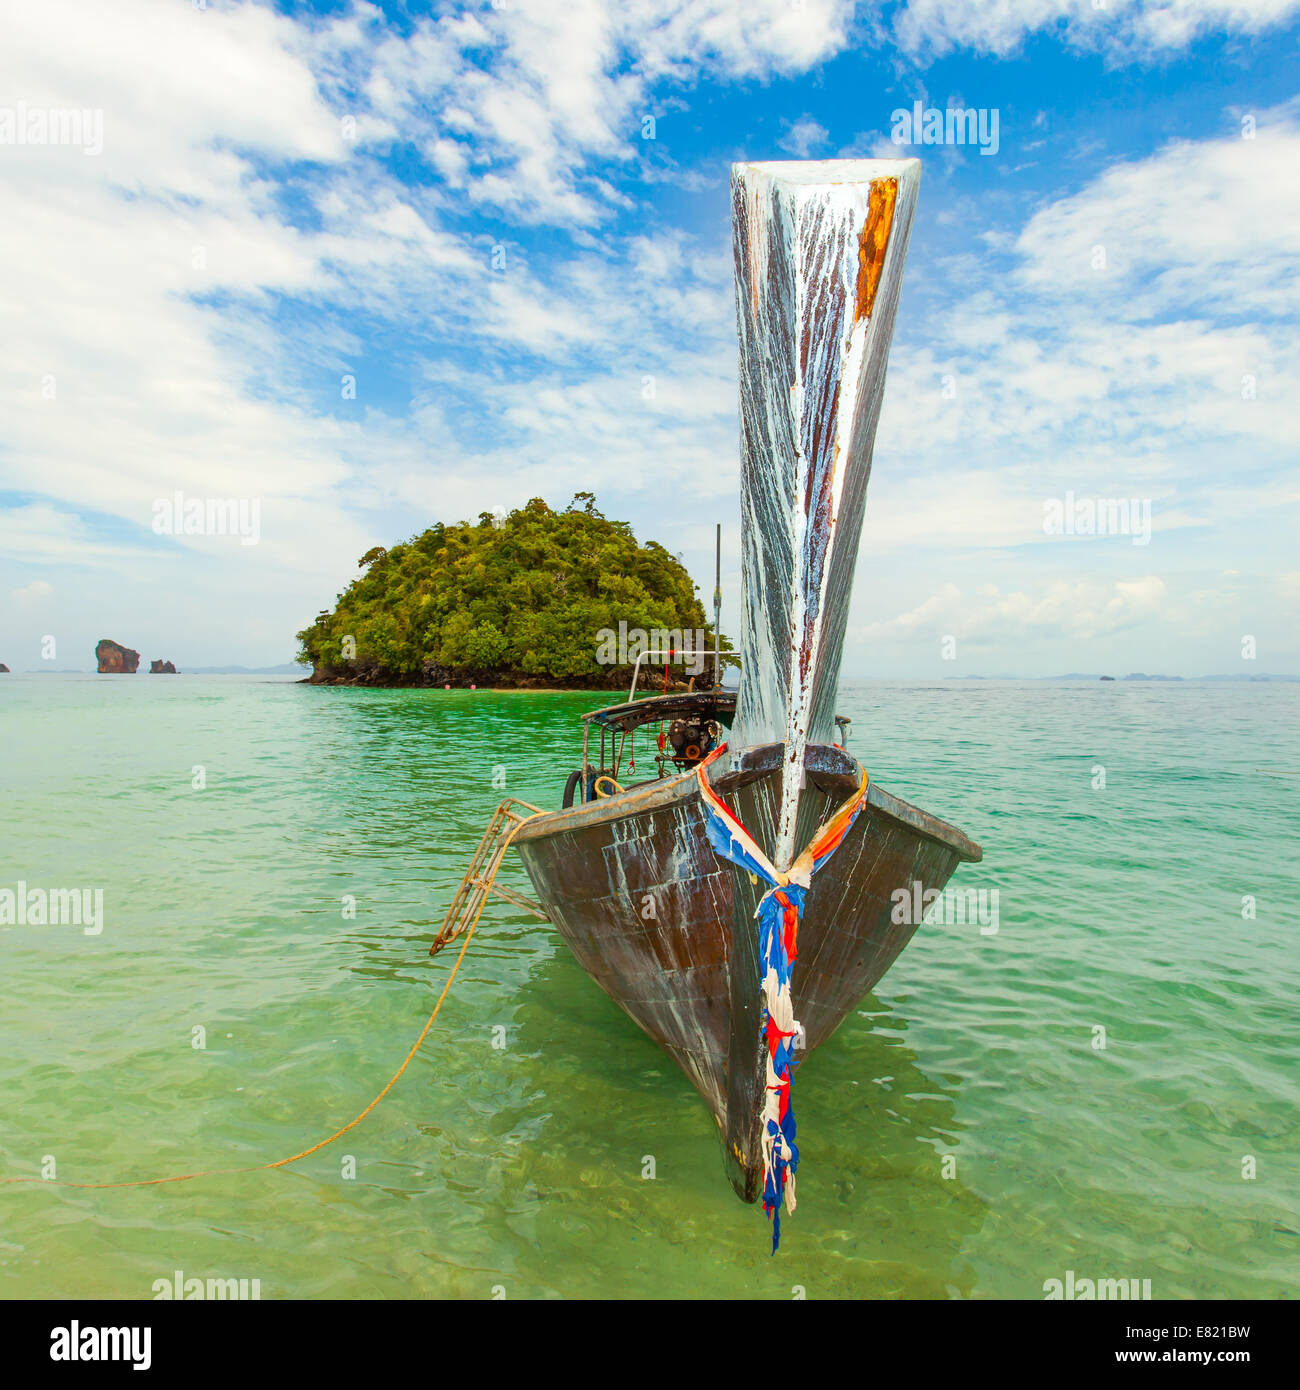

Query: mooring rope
<box><xmin>0</xmin><ymin>917</ymin><xmax>480</xmax><ymax>1191</ymax></box>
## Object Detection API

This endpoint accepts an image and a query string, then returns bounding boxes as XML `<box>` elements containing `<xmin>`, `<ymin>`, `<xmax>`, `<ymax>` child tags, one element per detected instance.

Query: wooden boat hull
<box><xmin>512</xmin><ymin>743</ymin><xmax>981</xmax><ymax>1201</ymax></box>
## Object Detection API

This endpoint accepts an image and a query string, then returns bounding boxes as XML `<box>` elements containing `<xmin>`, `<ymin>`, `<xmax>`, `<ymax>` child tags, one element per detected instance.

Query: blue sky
<box><xmin>1</xmin><ymin>0</ymin><xmax>1297</xmax><ymax>676</ymax></box>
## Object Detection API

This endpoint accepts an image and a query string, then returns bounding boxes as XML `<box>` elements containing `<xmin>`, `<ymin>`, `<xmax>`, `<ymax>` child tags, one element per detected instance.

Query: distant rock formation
<box><xmin>0</xmin><ymin>663</ymin><xmax>9</xmax><ymax>673</ymax></box>
<box><xmin>149</xmin><ymin>659</ymin><xmax>179</xmax><ymax>674</ymax></box>
<box><xmin>96</xmin><ymin>639</ymin><xmax>140</xmax><ymax>674</ymax></box>
<box><xmin>1099</xmin><ymin>675</ymin><xmax>1115</xmax><ymax>681</ymax></box>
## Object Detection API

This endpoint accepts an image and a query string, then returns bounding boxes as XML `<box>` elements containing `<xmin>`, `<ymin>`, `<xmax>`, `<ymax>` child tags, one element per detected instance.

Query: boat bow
<box><xmin>502</xmin><ymin>158</ymin><xmax>986</xmax><ymax>1249</ymax></box>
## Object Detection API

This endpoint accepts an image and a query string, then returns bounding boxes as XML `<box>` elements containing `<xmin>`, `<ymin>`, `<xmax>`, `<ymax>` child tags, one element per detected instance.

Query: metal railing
<box><xmin>625</xmin><ymin>646</ymin><xmax>726</xmax><ymax>702</ymax></box>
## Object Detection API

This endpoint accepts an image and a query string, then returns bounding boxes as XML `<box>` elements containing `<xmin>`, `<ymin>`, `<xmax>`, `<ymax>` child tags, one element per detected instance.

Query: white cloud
<box><xmin>629</xmin><ymin>0</ymin><xmax>855</xmax><ymax>78</ymax></box>
<box><xmin>338</xmin><ymin>0</ymin><xmax>856</xmax><ymax>228</ymax></box>
<box><xmin>779</xmin><ymin>117</ymin><xmax>830</xmax><ymax>157</ymax></box>
<box><xmin>857</xmin><ymin>575</ymin><xmax>1168</xmax><ymax>645</ymax></box>
<box><xmin>0</xmin><ymin>506</ymin><xmax>157</xmax><ymax>565</ymax></box>
<box><xmin>862</xmin><ymin>104</ymin><xmax>1300</xmax><ymax>594</ymax></box>
<box><xmin>11</xmin><ymin>579</ymin><xmax>53</xmax><ymax>604</ymax></box>
<box><xmin>1012</xmin><ymin>112</ymin><xmax>1300</xmax><ymax>322</ymax></box>
<box><xmin>892</xmin><ymin>0</ymin><xmax>1300</xmax><ymax>60</ymax></box>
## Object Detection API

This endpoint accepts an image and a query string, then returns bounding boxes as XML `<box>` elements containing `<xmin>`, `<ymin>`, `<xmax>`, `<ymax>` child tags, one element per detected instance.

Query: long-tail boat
<box><xmin>476</xmin><ymin>160</ymin><xmax>981</xmax><ymax>1248</ymax></box>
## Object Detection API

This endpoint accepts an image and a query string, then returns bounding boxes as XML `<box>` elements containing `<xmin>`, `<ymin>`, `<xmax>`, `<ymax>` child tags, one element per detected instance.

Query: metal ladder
<box><xmin>429</xmin><ymin>798</ymin><xmax>550</xmax><ymax>956</ymax></box>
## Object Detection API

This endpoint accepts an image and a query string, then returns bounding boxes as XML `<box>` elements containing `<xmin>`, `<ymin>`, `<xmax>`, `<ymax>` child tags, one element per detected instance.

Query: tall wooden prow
<box><xmin>729</xmin><ymin>158</ymin><xmax>921</xmax><ymax>871</ymax></box>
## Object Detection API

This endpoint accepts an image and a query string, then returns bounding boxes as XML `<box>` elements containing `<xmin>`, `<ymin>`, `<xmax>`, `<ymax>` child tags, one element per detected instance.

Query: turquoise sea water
<box><xmin>0</xmin><ymin>674</ymin><xmax>1296</xmax><ymax>1300</ymax></box>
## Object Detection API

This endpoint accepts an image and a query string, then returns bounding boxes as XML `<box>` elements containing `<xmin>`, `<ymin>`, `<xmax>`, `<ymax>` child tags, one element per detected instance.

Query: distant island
<box><xmin>297</xmin><ymin>494</ymin><xmax>726</xmax><ymax>689</ymax></box>
<box><xmin>947</xmin><ymin>673</ymin><xmax>1300</xmax><ymax>682</ymax></box>
<box><xmin>94</xmin><ymin>642</ymin><xmax>184</xmax><ymax>674</ymax></box>
<box><xmin>185</xmin><ymin>664</ymin><xmax>302</xmax><ymax>675</ymax></box>
<box><xmin>96</xmin><ymin>638</ymin><xmax>140</xmax><ymax>673</ymax></box>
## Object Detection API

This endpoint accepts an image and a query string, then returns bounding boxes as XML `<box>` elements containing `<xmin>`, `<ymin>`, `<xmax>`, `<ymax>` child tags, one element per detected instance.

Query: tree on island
<box><xmin>296</xmin><ymin>494</ymin><xmax>730</xmax><ymax>688</ymax></box>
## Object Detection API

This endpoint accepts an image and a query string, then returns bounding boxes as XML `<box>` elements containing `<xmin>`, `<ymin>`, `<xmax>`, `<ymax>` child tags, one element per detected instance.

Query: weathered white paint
<box><xmin>729</xmin><ymin>159</ymin><xmax>921</xmax><ymax>869</ymax></box>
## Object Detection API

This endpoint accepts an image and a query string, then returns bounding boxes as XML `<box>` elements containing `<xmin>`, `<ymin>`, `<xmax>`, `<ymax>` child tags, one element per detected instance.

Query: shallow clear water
<box><xmin>0</xmin><ymin>674</ymin><xmax>1296</xmax><ymax>1299</ymax></box>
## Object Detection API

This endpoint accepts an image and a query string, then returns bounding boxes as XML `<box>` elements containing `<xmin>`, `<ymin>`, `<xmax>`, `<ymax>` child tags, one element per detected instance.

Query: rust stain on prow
<box><xmin>855</xmin><ymin>177</ymin><xmax>898</xmax><ymax>322</ymax></box>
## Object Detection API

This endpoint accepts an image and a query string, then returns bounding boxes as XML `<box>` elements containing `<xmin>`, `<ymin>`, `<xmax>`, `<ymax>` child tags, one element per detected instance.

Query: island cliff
<box><xmin>96</xmin><ymin>640</ymin><xmax>140</xmax><ymax>673</ymax></box>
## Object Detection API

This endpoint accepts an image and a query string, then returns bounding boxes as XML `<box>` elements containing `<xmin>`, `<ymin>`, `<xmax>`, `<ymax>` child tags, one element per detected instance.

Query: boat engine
<box><xmin>666</xmin><ymin>718</ymin><xmax>720</xmax><ymax>767</ymax></box>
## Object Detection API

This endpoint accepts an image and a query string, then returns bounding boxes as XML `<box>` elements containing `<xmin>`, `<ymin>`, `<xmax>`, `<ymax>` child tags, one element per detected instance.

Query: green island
<box><xmin>297</xmin><ymin>493</ymin><xmax>728</xmax><ymax>689</ymax></box>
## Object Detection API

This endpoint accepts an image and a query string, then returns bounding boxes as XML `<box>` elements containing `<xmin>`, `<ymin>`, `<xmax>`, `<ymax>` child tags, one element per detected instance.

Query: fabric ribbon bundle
<box><xmin>695</xmin><ymin>743</ymin><xmax>869</xmax><ymax>1251</ymax></box>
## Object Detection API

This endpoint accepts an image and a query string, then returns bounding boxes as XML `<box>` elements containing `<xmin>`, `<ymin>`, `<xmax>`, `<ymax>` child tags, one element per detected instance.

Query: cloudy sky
<box><xmin>1</xmin><ymin>0</ymin><xmax>1296</xmax><ymax>677</ymax></box>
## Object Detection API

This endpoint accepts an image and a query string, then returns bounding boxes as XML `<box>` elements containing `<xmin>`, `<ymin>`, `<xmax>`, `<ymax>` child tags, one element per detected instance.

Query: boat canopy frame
<box><xmin>583</xmin><ymin>689</ymin><xmax>737</xmax><ymax>733</ymax></box>
<box><xmin>579</xmin><ymin>690</ymin><xmax>734</xmax><ymax>799</ymax></box>
<box><xmin>576</xmin><ymin>689</ymin><xmax>851</xmax><ymax>804</ymax></box>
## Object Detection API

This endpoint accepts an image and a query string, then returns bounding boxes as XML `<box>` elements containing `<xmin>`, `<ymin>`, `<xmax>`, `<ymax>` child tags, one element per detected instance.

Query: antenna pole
<box><xmin>713</xmin><ymin>523</ymin><xmax>722</xmax><ymax>689</ymax></box>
